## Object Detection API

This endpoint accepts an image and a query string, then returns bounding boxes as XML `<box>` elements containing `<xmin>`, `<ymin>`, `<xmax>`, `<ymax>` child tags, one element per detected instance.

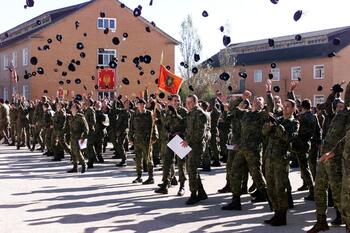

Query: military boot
<box><xmin>304</xmin><ymin>188</ymin><xmax>315</xmax><ymax>201</ymax></box>
<box><xmin>221</xmin><ymin>196</ymin><xmax>242</xmax><ymax>210</ymax></box>
<box><xmin>198</xmin><ymin>187</ymin><xmax>208</xmax><ymax>201</ymax></box>
<box><xmin>154</xmin><ymin>184</ymin><xmax>168</xmax><ymax>194</ymax></box>
<box><xmin>87</xmin><ymin>161</ymin><xmax>94</xmax><ymax>169</ymax></box>
<box><xmin>330</xmin><ymin>208</ymin><xmax>342</xmax><ymax>226</ymax></box>
<box><xmin>186</xmin><ymin>192</ymin><xmax>200</xmax><ymax>205</ymax></box>
<box><xmin>346</xmin><ymin>224</ymin><xmax>350</xmax><ymax>233</ymax></box>
<box><xmin>264</xmin><ymin>213</ymin><xmax>277</xmax><ymax>225</ymax></box>
<box><xmin>218</xmin><ymin>183</ymin><xmax>231</xmax><ymax>193</ymax></box>
<box><xmin>97</xmin><ymin>154</ymin><xmax>104</xmax><ymax>163</ymax></box>
<box><xmin>132</xmin><ymin>176</ymin><xmax>143</xmax><ymax>183</ymax></box>
<box><xmin>307</xmin><ymin>215</ymin><xmax>329</xmax><ymax>233</ymax></box>
<box><xmin>297</xmin><ymin>183</ymin><xmax>308</xmax><ymax>191</ymax></box>
<box><xmin>142</xmin><ymin>177</ymin><xmax>154</xmax><ymax>185</ymax></box>
<box><xmin>177</xmin><ymin>182</ymin><xmax>185</xmax><ymax>196</ymax></box>
<box><xmin>251</xmin><ymin>190</ymin><xmax>267</xmax><ymax>203</ymax></box>
<box><xmin>270</xmin><ymin>211</ymin><xmax>287</xmax><ymax>226</ymax></box>
<box><xmin>288</xmin><ymin>190</ymin><xmax>294</xmax><ymax>209</ymax></box>
<box><xmin>67</xmin><ymin>165</ymin><xmax>78</xmax><ymax>173</ymax></box>
<box><xmin>248</xmin><ymin>182</ymin><xmax>256</xmax><ymax>193</ymax></box>
<box><xmin>116</xmin><ymin>160</ymin><xmax>127</xmax><ymax>167</ymax></box>
<box><xmin>81</xmin><ymin>163</ymin><xmax>87</xmax><ymax>173</ymax></box>
<box><xmin>171</xmin><ymin>176</ymin><xmax>178</xmax><ymax>186</ymax></box>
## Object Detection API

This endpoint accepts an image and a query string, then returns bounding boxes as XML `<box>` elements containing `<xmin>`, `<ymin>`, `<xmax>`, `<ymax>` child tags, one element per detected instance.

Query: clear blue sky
<box><xmin>1</xmin><ymin>0</ymin><xmax>350</xmax><ymax>68</ymax></box>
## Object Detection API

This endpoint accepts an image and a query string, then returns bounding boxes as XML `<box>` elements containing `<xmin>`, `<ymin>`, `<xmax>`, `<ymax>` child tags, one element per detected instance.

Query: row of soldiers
<box><xmin>0</xmin><ymin>80</ymin><xmax>349</xmax><ymax>232</ymax></box>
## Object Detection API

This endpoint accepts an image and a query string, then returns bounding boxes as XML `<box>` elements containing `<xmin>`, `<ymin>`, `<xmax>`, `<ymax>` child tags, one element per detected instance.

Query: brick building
<box><xmin>204</xmin><ymin>26</ymin><xmax>350</xmax><ymax>105</ymax></box>
<box><xmin>0</xmin><ymin>0</ymin><xmax>179</xmax><ymax>100</ymax></box>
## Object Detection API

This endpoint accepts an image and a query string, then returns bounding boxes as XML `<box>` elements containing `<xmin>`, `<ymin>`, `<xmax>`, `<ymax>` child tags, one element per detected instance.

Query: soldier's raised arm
<box><xmin>287</xmin><ymin>81</ymin><xmax>298</xmax><ymax>101</ymax></box>
<box><xmin>265</xmin><ymin>79</ymin><xmax>275</xmax><ymax>113</ymax></box>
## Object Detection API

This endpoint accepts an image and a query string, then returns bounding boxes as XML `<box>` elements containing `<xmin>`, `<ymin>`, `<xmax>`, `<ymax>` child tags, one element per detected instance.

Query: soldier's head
<box><xmin>136</xmin><ymin>98</ymin><xmax>146</xmax><ymax>112</ymax></box>
<box><xmin>41</xmin><ymin>96</ymin><xmax>47</xmax><ymax>103</ymax></box>
<box><xmin>252</xmin><ymin>96</ymin><xmax>265</xmax><ymax>111</ymax></box>
<box><xmin>274</xmin><ymin>95</ymin><xmax>282</xmax><ymax>105</ymax></box>
<box><xmin>239</xmin><ymin>99</ymin><xmax>251</xmax><ymax>109</ymax></box>
<box><xmin>186</xmin><ymin>94</ymin><xmax>198</xmax><ymax>111</ymax></box>
<box><xmin>301</xmin><ymin>99</ymin><xmax>312</xmax><ymax>112</ymax></box>
<box><xmin>71</xmin><ymin>103</ymin><xmax>81</xmax><ymax>116</ymax></box>
<box><xmin>283</xmin><ymin>99</ymin><xmax>296</xmax><ymax>117</ymax></box>
<box><xmin>94</xmin><ymin>101</ymin><xmax>102</xmax><ymax>111</ymax></box>
<box><xmin>170</xmin><ymin>94</ymin><xmax>181</xmax><ymax>108</ymax></box>
<box><xmin>43</xmin><ymin>103</ymin><xmax>51</xmax><ymax>112</ymax></box>
<box><xmin>334</xmin><ymin>98</ymin><xmax>345</xmax><ymax>113</ymax></box>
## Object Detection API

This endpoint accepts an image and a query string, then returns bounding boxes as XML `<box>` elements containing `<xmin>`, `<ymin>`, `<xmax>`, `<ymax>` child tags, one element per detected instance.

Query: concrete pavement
<box><xmin>0</xmin><ymin>144</ymin><xmax>344</xmax><ymax>233</ymax></box>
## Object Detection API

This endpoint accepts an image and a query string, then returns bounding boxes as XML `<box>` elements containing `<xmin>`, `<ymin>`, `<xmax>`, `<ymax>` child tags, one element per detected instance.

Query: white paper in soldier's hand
<box><xmin>167</xmin><ymin>135</ymin><xmax>192</xmax><ymax>159</ymax></box>
<box><xmin>79</xmin><ymin>139</ymin><xmax>88</xmax><ymax>150</ymax></box>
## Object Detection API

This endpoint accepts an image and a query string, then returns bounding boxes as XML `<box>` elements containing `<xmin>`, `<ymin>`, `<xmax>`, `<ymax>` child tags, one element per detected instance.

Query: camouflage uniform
<box><xmin>69</xmin><ymin>113</ymin><xmax>89</xmax><ymax>166</ymax></box>
<box><xmin>115</xmin><ymin>108</ymin><xmax>130</xmax><ymax>163</ymax></box>
<box><xmin>0</xmin><ymin>103</ymin><xmax>10</xmax><ymax>143</ymax></box>
<box><xmin>209</xmin><ymin>102</ymin><xmax>221</xmax><ymax>164</ymax></box>
<box><xmin>52</xmin><ymin>109</ymin><xmax>70</xmax><ymax>160</ymax></box>
<box><xmin>129</xmin><ymin>109</ymin><xmax>158</xmax><ymax>179</ymax></box>
<box><xmin>185</xmin><ymin>106</ymin><xmax>208</xmax><ymax>194</ymax></box>
<box><xmin>9</xmin><ymin>105</ymin><xmax>18</xmax><ymax>145</ymax></box>
<box><xmin>263</xmin><ymin>115</ymin><xmax>299</xmax><ymax>212</ymax></box>
<box><xmin>16</xmin><ymin>103</ymin><xmax>30</xmax><ymax>149</ymax></box>
<box><xmin>341</xmin><ymin>128</ymin><xmax>350</xmax><ymax>229</ymax></box>
<box><xmin>32</xmin><ymin>101</ymin><xmax>45</xmax><ymax>150</ymax></box>
<box><xmin>94</xmin><ymin>109</ymin><xmax>109</xmax><ymax>162</ymax></box>
<box><xmin>43</xmin><ymin>108</ymin><xmax>54</xmax><ymax>155</ymax></box>
<box><xmin>84</xmin><ymin>106</ymin><xmax>97</xmax><ymax>167</ymax></box>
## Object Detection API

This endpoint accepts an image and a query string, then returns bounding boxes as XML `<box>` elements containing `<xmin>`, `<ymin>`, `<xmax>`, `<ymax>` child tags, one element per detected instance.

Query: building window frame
<box><xmin>22</xmin><ymin>85</ymin><xmax>29</xmax><ymax>100</ymax></box>
<box><xmin>23</xmin><ymin>48</ymin><xmax>28</xmax><ymax>66</ymax></box>
<box><xmin>97</xmin><ymin>17</ymin><xmax>117</xmax><ymax>31</ymax></box>
<box><xmin>3</xmin><ymin>87</ymin><xmax>8</xmax><ymax>101</ymax></box>
<box><xmin>270</xmin><ymin>68</ymin><xmax>280</xmax><ymax>81</ymax></box>
<box><xmin>3</xmin><ymin>55</ymin><xmax>9</xmax><ymax>70</ymax></box>
<box><xmin>313</xmin><ymin>65</ymin><xmax>325</xmax><ymax>79</ymax></box>
<box><xmin>12</xmin><ymin>51</ymin><xmax>17</xmax><ymax>68</ymax></box>
<box><xmin>254</xmin><ymin>70</ymin><xmax>263</xmax><ymax>83</ymax></box>
<box><xmin>314</xmin><ymin>95</ymin><xmax>325</xmax><ymax>107</ymax></box>
<box><xmin>97</xmin><ymin>49</ymin><xmax>117</xmax><ymax>67</ymax></box>
<box><xmin>291</xmin><ymin>66</ymin><xmax>301</xmax><ymax>81</ymax></box>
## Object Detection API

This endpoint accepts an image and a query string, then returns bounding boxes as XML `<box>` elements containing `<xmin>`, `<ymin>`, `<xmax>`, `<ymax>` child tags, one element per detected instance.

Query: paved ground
<box><xmin>0</xmin><ymin>144</ymin><xmax>344</xmax><ymax>233</ymax></box>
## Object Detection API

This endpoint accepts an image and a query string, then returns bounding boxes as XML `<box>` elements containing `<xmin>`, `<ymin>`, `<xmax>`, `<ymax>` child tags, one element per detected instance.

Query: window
<box><xmin>97</xmin><ymin>49</ymin><xmax>116</xmax><ymax>66</ymax></box>
<box><xmin>254</xmin><ymin>70</ymin><xmax>263</xmax><ymax>83</ymax></box>
<box><xmin>239</xmin><ymin>79</ymin><xmax>245</xmax><ymax>92</ymax></box>
<box><xmin>3</xmin><ymin>55</ymin><xmax>9</xmax><ymax>70</ymax></box>
<box><xmin>23</xmin><ymin>48</ymin><xmax>28</xmax><ymax>66</ymax></box>
<box><xmin>12</xmin><ymin>86</ymin><xmax>17</xmax><ymax>95</ymax></box>
<box><xmin>3</xmin><ymin>87</ymin><xmax>8</xmax><ymax>101</ymax></box>
<box><xmin>291</xmin><ymin>66</ymin><xmax>301</xmax><ymax>81</ymax></box>
<box><xmin>314</xmin><ymin>95</ymin><xmax>325</xmax><ymax>106</ymax></box>
<box><xmin>12</xmin><ymin>52</ymin><xmax>17</xmax><ymax>67</ymax></box>
<box><xmin>22</xmin><ymin>85</ymin><xmax>29</xmax><ymax>99</ymax></box>
<box><xmin>314</xmin><ymin>65</ymin><xmax>324</xmax><ymax>79</ymax></box>
<box><xmin>270</xmin><ymin>68</ymin><xmax>280</xmax><ymax>81</ymax></box>
<box><xmin>97</xmin><ymin>17</ymin><xmax>116</xmax><ymax>31</ymax></box>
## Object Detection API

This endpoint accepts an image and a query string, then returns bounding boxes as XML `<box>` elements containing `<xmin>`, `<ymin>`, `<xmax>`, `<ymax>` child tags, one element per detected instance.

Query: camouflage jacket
<box><xmin>129</xmin><ymin>109</ymin><xmax>158</xmax><ymax>143</ymax></box>
<box><xmin>69</xmin><ymin>113</ymin><xmax>89</xmax><ymax>140</ymax></box>
<box><xmin>84</xmin><ymin>107</ymin><xmax>96</xmax><ymax>133</ymax></box>
<box><xmin>53</xmin><ymin>109</ymin><xmax>67</xmax><ymax>132</ymax></box>
<box><xmin>185</xmin><ymin>106</ymin><xmax>208</xmax><ymax>146</ymax></box>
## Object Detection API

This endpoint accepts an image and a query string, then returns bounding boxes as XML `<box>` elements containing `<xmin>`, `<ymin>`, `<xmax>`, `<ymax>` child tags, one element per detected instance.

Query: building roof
<box><xmin>204</xmin><ymin>26</ymin><xmax>350</xmax><ymax>68</ymax></box>
<box><xmin>0</xmin><ymin>0</ymin><xmax>179</xmax><ymax>49</ymax></box>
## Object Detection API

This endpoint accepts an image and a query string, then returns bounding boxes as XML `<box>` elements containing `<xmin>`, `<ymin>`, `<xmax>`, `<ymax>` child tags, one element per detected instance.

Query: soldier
<box><xmin>94</xmin><ymin>101</ymin><xmax>109</xmax><ymax>163</ymax></box>
<box><xmin>155</xmin><ymin>94</ymin><xmax>188</xmax><ymax>195</ymax></box>
<box><xmin>200</xmin><ymin>101</ymin><xmax>212</xmax><ymax>171</ymax></box>
<box><xmin>83</xmin><ymin>99</ymin><xmax>97</xmax><ymax>169</ymax></box>
<box><xmin>129</xmin><ymin>98</ymin><xmax>158</xmax><ymax>184</ymax></box>
<box><xmin>222</xmin><ymin>90</ymin><xmax>271</xmax><ymax>210</ymax></box>
<box><xmin>263</xmin><ymin>99</ymin><xmax>299</xmax><ymax>226</ymax></box>
<box><xmin>307</xmin><ymin>82</ymin><xmax>349</xmax><ymax>233</ymax></box>
<box><xmin>16</xmin><ymin>97</ymin><xmax>30</xmax><ymax>150</ymax></box>
<box><xmin>51</xmin><ymin>102</ymin><xmax>70</xmax><ymax>161</ymax></box>
<box><xmin>115</xmin><ymin>100</ymin><xmax>130</xmax><ymax>167</ymax></box>
<box><xmin>208</xmin><ymin>98</ymin><xmax>221</xmax><ymax>167</ymax></box>
<box><xmin>31</xmin><ymin>96</ymin><xmax>46</xmax><ymax>151</ymax></box>
<box><xmin>0</xmin><ymin>99</ymin><xmax>10</xmax><ymax>144</ymax></box>
<box><xmin>9</xmin><ymin>102</ymin><xmax>18</xmax><ymax>146</ymax></box>
<box><xmin>43</xmin><ymin>103</ymin><xmax>54</xmax><ymax>157</ymax></box>
<box><xmin>288</xmin><ymin>82</ymin><xmax>320</xmax><ymax>201</ymax></box>
<box><xmin>180</xmin><ymin>94</ymin><xmax>209</xmax><ymax>205</ymax></box>
<box><xmin>67</xmin><ymin>102</ymin><xmax>88</xmax><ymax>173</ymax></box>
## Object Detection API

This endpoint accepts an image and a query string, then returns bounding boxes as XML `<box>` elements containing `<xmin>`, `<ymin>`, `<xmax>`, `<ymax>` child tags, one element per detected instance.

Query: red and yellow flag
<box><xmin>98</xmin><ymin>68</ymin><xmax>116</xmax><ymax>91</ymax></box>
<box><xmin>158</xmin><ymin>65</ymin><xmax>183</xmax><ymax>94</ymax></box>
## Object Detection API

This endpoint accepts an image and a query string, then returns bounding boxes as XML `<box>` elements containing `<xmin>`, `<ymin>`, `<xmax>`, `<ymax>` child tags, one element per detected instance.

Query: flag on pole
<box><xmin>158</xmin><ymin>65</ymin><xmax>184</xmax><ymax>95</ymax></box>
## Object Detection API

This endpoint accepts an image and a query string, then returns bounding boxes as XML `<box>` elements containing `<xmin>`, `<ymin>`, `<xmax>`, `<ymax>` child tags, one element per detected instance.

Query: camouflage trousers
<box><xmin>309</xmin><ymin>142</ymin><xmax>320</xmax><ymax>180</ymax></box>
<box><xmin>296</xmin><ymin>151</ymin><xmax>314</xmax><ymax>191</ymax></box>
<box><xmin>33</xmin><ymin>125</ymin><xmax>44</xmax><ymax>147</ymax></box>
<box><xmin>219</xmin><ymin>128</ymin><xmax>229</xmax><ymax>160</ymax></box>
<box><xmin>209</xmin><ymin>133</ymin><xmax>220</xmax><ymax>162</ymax></box>
<box><xmin>202</xmin><ymin>139</ymin><xmax>211</xmax><ymax>168</ymax></box>
<box><xmin>342</xmin><ymin>152</ymin><xmax>350</xmax><ymax>226</ymax></box>
<box><xmin>115</xmin><ymin>132</ymin><xmax>127</xmax><ymax>161</ymax></box>
<box><xmin>44</xmin><ymin>128</ymin><xmax>53</xmax><ymax>152</ymax></box>
<box><xmin>17</xmin><ymin>125</ymin><xmax>30</xmax><ymax>147</ymax></box>
<box><xmin>226</xmin><ymin>150</ymin><xmax>248</xmax><ymax>189</ymax></box>
<box><xmin>0</xmin><ymin>122</ymin><xmax>9</xmax><ymax>142</ymax></box>
<box><xmin>70</xmin><ymin>138</ymin><xmax>85</xmax><ymax>166</ymax></box>
<box><xmin>162</xmin><ymin>145</ymin><xmax>186</xmax><ymax>185</ymax></box>
<box><xmin>186</xmin><ymin>142</ymin><xmax>205</xmax><ymax>193</ymax></box>
<box><xmin>10</xmin><ymin>123</ymin><xmax>16</xmax><ymax>143</ymax></box>
<box><xmin>231</xmin><ymin>148</ymin><xmax>266</xmax><ymax>197</ymax></box>
<box><xmin>314</xmin><ymin>156</ymin><xmax>342</xmax><ymax>215</ymax></box>
<box><xmin>51</xmin><ymin>130</ymin><xmax>70</xmax><ymax>156</ymax></box>
<box><xmin>134</xmin><ymin>141</ymin><xmax>153</xmax><ymax>177</ymax></box>
<box><xmin>86</xmin><ymin>132</ymin><xmax>97</xmax><ymax>163</ymax></box>
<box><xmin>265</xmin><ymin>155</ymin><xmax>290</xmax><ymax>211</ymax></box>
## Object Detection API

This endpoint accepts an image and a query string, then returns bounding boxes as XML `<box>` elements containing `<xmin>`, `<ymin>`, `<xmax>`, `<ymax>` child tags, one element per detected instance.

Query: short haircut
<box><xmin>285</xmin><ymin>99</ymin><xmax>296</xmax><ymax>108</ymax></box>
<box><xmin>301</xmin><ymin>99</ymin><xmax>312</xmax><ymax>110</ymax></box>
<box><xmin>187</xmin><ymin>94</ymin><xmax>198</xmax><ymax>103</ymax></box>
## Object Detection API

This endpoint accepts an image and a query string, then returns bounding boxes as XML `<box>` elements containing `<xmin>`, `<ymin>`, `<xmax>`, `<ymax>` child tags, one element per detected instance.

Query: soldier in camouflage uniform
<box><xmin>129</xmin><ymin>98</ymin><xmax>158</xmax><ymax>185</ymax></box>
<box><xmin>263</xmin><ymin>99</ymin><xmax>299</xmax><ymax>226</ymax></box>
<box><xmin>155</xmin><ymin>95</ymin><xmax>188</xmax><ymax>195</ymax></box>
<box><xmin>43</xmin><ymin>103</ymin><xmax>54</xmax><ymax>157</ymax></box>
<box><xmin>51</xmin><ymin>102</ymin><xmax>70</xmax><ymax>161</ymax></box>
<box><xmin>181</xmin><ymin>95</ymin><xmax>209</xmax><ymax>205</ymax></box>
<box><xmin>208</xmin><ymin>98</ymin><xmax>221</xmax><ymax>167</ymax></box>
<box><xmin>32</xmin><ymin>96</ymin><xmax>46</xmax><ymax>151</ymax></box>
<box><xmin>0</xmin><ymin>100</ymin><xmax>10</xmax><ymax>144</ymax></box>
<box><xmin>16</xmin><ymin>98</ymin><xmax>30</xmax><ymax>150</ymax></box>
<box><xmin>307</xmin><ymin>82</ymin><xmax>349</xmax><ymax>233</ymax></box>
<box><xmin>9</xmin><ymin>102</ymin><xmax>17</xmax><ymax>146</ymax></box>
<box><xmin>222</xmin><ymin>90</ymin><xmax>271</xmax><ymax>210</ymax></box>
<box><xmin>94</xmin><ymin>101</ymin><xmax>109</xmax><ymax>163</ymax></box>
<box><xmin>83</xmin><ymin>99</ymin><xmax>97</xmax><ymax>168</ymax></box>
<box><xmin>67</xmin><ymin>103</ymin><xmax>89</xmax><ymax>173</ymax></box>
<box><xmin>115</xmin><ymin>100</ymin><xmax>130</xmax><ymax>167</ymax></box>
